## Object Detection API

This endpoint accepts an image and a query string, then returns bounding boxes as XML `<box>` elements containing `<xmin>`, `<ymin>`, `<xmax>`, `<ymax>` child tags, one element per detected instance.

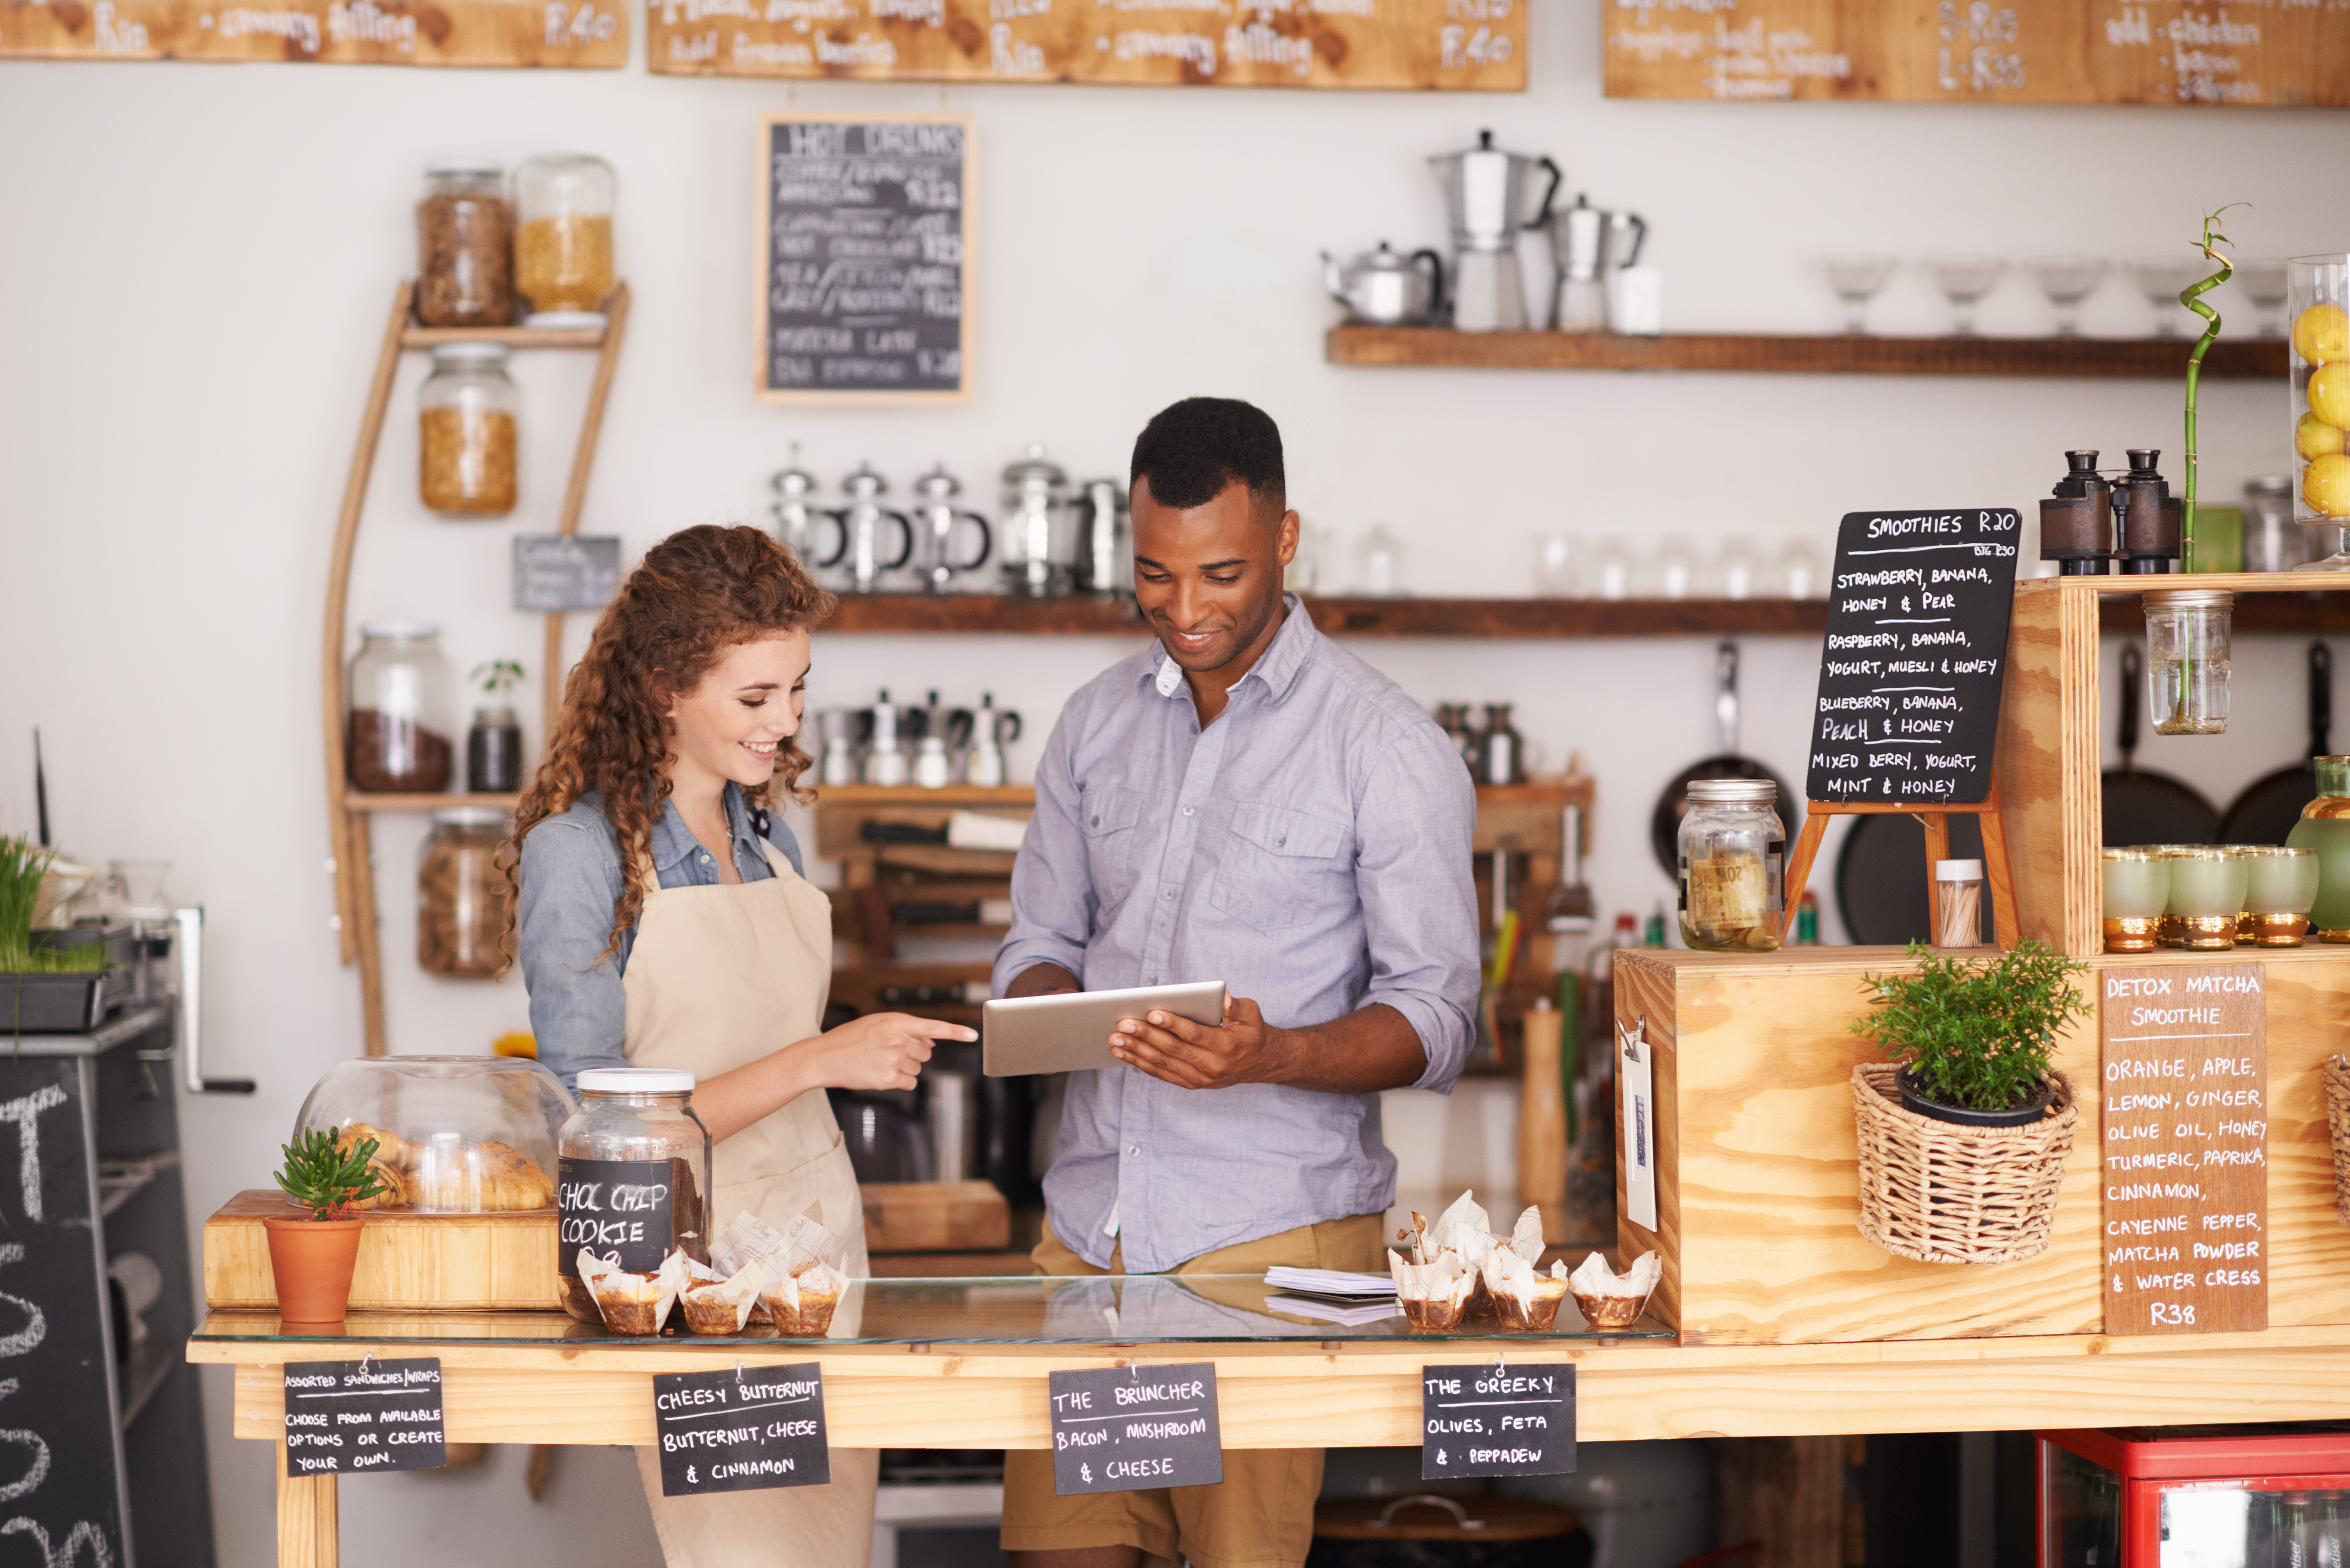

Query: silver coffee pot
<box><xmin>1545</xmin><ymin>195</ymin><xmax>1647</xmax><ymax>333</ymax></box>
<box><xmin>999</xmin><ymin>444</ymin><xmax>1077</xmax><ymax>598</ymax></box>
<box><xmin>1428</xmin><ymin>129</ymin><xmax>1560</xmax><ymax>332</ymax></box>
<box><xmin>1320</xmin><ymin>242</ymin><xmax>1445</xmax><ymax>326</ymax></box>
<box><xmin>838</xmin><ymin>463</ymin><xmax>915</xmax><ymax>594</ymax></box>
<box><xmin>962</xmin><ymin>693</ymin><xmax>1021</xmax><ymax>787</ymax></box>
<box><xmin>909</xmin><ymin>463</ymin><xmax>992</xmax><ymax>594</ymax></box>
<box><xmin>770</xmin><ymin>444</ymin><xmax>846</xmax><ymax>570</ymax></box>
<box><xmin>1074</xmin><ymin>478</ymin><xmax>1131</xmax><ymax>599</ymax></box>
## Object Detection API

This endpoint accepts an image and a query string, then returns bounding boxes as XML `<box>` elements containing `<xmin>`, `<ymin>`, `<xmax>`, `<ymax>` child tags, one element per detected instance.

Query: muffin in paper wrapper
<box><xmin>578</xmin><ymin>1248</ymin><xmax>690</xmax><ymax>1337</ymax></box>
<box><xmin>713</xmin><ymin>1207</ymin><xmax>846</xmax><ymax>1328</ymax></box>
<box><xmin>679</xmin><ymin>1259</ymin><xmax>767</xmax><ymax>1337</ymax></box>
<box><xmin>1569</xmin><ymin>1250</ymin><xmax>1661</xmax><ymax>1330</ymax></box>
<box><xmin>1388</xmin><ymin>1248</ymin><xmax>1477</xmax><ymax>1333</ymax></box>
<box><xmin>1396</xmin><ymin>1191</ymin><xmax>1546</xmax><ymax>1323</ymax></box>
<box><xmin>761</xmin><ymin>1258</ymin><xmax>850</xmax><ymax>1338</ymax></box>
<box><xmin>1483</xmin><ymin>1251</ymin><xmax>1572</xmax><ymax>1333</ymax></box>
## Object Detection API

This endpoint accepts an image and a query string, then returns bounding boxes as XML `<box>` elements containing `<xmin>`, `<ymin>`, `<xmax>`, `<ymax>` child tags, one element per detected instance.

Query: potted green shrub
<box><xmin>1846</xmin><ymin>941</ymin><xmax>2093</xmax><ymax>1265</ymax></box>
<box><xmin>264</xmin><ymin>1129</ymin><xmax>389</xmax><ymax>1323</ymax></box>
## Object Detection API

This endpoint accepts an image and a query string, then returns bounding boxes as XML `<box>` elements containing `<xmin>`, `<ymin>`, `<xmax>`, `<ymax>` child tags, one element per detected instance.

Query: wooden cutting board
<box><xmin>203</xmin><ymin>1190</ymin><xmax>560</xmax><ymax>1312</ymax></box>
<box><xmin>860</xmin><ymin>1181</ymin><xmax>1010</xmax><ymax>1254</ymax></box>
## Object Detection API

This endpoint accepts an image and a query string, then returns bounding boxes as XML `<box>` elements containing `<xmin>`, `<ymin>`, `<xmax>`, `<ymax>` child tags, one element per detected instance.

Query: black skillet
<box><xmin>2102</xmin><ymin>641</ymin><xmax>2220</xmax><ymax>848</ymax></box>
<box><xmin>1649</xmin><ymin>641</ymin><xmax>1794</xmax><ymax>879</ymax></box>
<box><xmin>2218</xmin><ymin>641</ymin><xmax>2330</xmax><ymax>845</ymax></box>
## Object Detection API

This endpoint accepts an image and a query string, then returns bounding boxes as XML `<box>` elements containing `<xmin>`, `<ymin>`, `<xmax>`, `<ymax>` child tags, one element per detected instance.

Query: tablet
<box><xmin>980</xmin><ymin>981</ymin><xmax>1228</xmax><ymax>1077</ymax></box>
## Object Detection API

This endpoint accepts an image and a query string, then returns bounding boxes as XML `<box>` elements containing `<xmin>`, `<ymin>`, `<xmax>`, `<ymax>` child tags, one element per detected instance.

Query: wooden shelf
<box><xmin>826</xmin><ymin>594</ymin><xmax>1829</xmax><ymax>638</ymax></box>
<box><xmin>343</xmin><ymin>792</ymin><xmax>520</xmax><ymax>814</ymax></box>
<box><xmin>399</xmin><ymin>321</ymin><xmax>609</xmax><ymax>350</ymax></box>
<box><xmin>2096</xmin><ymin>584</ymin><xmax>2350</xmax><ymax>632</ymax></box>
<box><xmin>1327</xmin><ymin>326</ymin><xmax>2289</xmax><ymax>379</ymax></box>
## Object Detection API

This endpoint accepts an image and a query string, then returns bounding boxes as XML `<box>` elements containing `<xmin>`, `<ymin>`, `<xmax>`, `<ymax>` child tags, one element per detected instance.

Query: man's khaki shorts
<box><xmin>999</xmin><ymin>1212</ymin><xmax>1387</xmax><ymax>1568</ymax></box>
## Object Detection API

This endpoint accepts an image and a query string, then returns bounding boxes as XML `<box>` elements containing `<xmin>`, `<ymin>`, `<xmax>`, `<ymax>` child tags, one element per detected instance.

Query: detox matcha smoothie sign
<box><xmin>2100</xmin><ymin>962</ymin><xmax>2269</xmax><ymax>1336</ymax></box>
<box><xmin>1807</xmin><ymin>509</ymin><xmax>2020</xmax><ymax>808</ymax></box>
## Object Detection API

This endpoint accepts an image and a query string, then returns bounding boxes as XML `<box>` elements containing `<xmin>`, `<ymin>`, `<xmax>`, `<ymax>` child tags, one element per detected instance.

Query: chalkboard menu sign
<box><xmin>513</xmin><ymin>535</ymin><xmax>621</xmax><ymax>612</ymax></box>
<box><xmin>558</xmin><ymin>1157</ymin><xmax>679</xmax><ymax>1278</ymax></box>
<box><xmin>1420</xmin><ymin>1363</ymin><xmax>1573</xmax><ymax>1480</ymax></box>
<box><xmin>757</xmin><ymin>115</ymin><xmax>973</xmax><ymax>406</ymax></box>
<box><xmin>282</xmin><ymin>1358</ymin><xmax>447</xmax><ymax>1475</ymax></box>
<box><xmin>0</xmin><ymin>1060</ymin><xmax>128</xmax><ymax>1567</ymax></box>
<box><xmin>1048</xmin><ymin>1362</ymin><xmax>1222</xmax><ymax>1495</ymax></box>
<box><xmin>1806</xmin><ymin>509</ymin><xmax>2021</xmax><ymax>809</ymax></box>
<box><xmin>1604</xmin><ymin>0</ymin><xmax>2350</xmax><ymax>107</ymax></box>
<box><xmin>653</xmin><ymin>1364</ymin><xmax>829</xmax><ymax>1496</ymax></box>
<box><xmin>2100</xmin><ymin>963</ymin><xmax>2269</xmax><ymax>1336</ymax></box>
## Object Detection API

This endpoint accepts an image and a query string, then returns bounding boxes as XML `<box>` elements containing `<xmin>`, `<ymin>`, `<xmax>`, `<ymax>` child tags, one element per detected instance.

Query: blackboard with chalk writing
<box><xmin>758</xmin><ymin>114</ymin><xmax>973</xmax><ymax>405</ymax></box>
<box><xmin>1806</xmin><ymin>509</ymin><xmax>2021</xmax><ymax>808</ymax></box>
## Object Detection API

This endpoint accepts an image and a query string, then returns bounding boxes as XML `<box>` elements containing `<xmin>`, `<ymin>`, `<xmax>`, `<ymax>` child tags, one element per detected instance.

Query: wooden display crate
<box><xmin>1614</xmin><ymin>944</ymin><xmax>2350</xmax><ymax>1346</ymax></box>
<box><xmin>862</xmin><ymin>1179</ymin><xmax>1012</xmax><ymax>1253</ymax></box>
<box><xmin>204</xmin><ymin>1191</ymin><xmax>560</xmax><ymax>1312</ymax></box>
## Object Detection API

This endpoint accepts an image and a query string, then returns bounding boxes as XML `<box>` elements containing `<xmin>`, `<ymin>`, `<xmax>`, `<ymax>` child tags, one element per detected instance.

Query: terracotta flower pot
<box><xmin>262</xmin><ymin>1213</ymin><xmax>366</xmax><ymax>1323</ymax></box>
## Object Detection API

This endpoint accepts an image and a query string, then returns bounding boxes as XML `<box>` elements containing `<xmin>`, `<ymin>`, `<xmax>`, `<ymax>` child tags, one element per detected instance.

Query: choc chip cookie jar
<box><xmin>557</xmin><ymin>1069</ymin><xmax>711</xmax><ymax>1324</ymax></box>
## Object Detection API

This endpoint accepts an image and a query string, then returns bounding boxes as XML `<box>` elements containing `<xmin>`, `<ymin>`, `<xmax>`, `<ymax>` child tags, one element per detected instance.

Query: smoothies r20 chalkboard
<box><xmin>757</xmin><ymin>113</ymin><xmax>973</xmax><ymax>405</ymax></box>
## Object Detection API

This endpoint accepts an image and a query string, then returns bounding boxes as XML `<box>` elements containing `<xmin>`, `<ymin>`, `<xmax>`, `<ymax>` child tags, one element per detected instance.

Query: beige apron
<box><xmin>622</xmin><ymin>840</ymin><xmax>878</xmax><ymax>1568</ymax></box>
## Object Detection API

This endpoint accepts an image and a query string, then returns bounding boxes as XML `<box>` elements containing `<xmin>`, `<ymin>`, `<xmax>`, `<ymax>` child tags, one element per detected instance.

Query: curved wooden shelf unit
<box><xmin>1326</xmin><ymin>326</ymin><xmax>2290</xmax><ymax>379</ymax></box>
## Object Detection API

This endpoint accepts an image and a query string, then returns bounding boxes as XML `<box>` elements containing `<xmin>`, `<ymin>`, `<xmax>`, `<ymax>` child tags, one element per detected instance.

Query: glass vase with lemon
<box><xmin>2290</xmin><ymin>256</ymin><xmax>2350</xmax><ymax>566</ymax></box>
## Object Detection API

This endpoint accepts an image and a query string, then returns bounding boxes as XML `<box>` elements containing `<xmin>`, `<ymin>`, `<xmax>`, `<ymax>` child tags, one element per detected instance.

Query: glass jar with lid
<box><xmin>419</xmin><ymin>343</ymin><xmax>518</xmax><ymax>517</ymax></box>
<box><xmin>514</xmin><ymin>152</ymin><xmax>616</xmax><ymax>318</ymax></box>
<box><xmin>999</xmin><ymin>444</ymin><xmax>1075</xmax><ymax>598</ymax></box>
<box><xmin>415</xmin><ymin>162</ymin><xmax>511</xmax><ymax>329</ymax></box>
<box><xmin>292</xmin><ymin>1055</ymin><xmax>572</xmax><ymax>1216</ymax></box>
<box><xmin>2142</xmin><ymin>588</ymin><xmax>2234</xmax><ymax>735</ymax></box>
<box><xmin>556</xmin><ymin>1068</ymin><xmax>711</xmax><ymax>1323</ymax></box>
<box><xmin>418</xmin><ymin>808</ymin><xmax>511</xmax><ymax>978</ymax></box>
<box><xmin>1677</xmin><ymin>777</ymin><xmax>1784</xmax><ymax>951</ymax></box>
<box><xmin>348</xmin><ymin>623</ymin><xmax>455</xmax><ymax>793</ymax></box>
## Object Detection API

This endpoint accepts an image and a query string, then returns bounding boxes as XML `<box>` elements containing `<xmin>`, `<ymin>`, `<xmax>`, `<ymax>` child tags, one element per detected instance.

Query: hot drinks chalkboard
<box><xmin>757</xmin><ymin>114</ymin><xmax>973</xmax><ymax>406</ymax></box>
<box><xmin>1806</xmin><ymin>509</ymin><xmax>2021</xmax><ymax>809</ymax></box>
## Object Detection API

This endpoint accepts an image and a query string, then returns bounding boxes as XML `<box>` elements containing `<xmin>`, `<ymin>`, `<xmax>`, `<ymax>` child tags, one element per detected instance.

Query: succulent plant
<box><xmin>274</xmin><ymin>1128</ymin><xmax>389</xmax><ymax>1220</ymax></box>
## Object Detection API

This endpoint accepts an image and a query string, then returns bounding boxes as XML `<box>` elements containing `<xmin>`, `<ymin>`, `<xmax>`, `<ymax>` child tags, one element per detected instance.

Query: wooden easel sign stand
<box><xmin>1792</xmin><ymin>507</ymin><xmax>2024</xmax><ymax>947</ymax></box>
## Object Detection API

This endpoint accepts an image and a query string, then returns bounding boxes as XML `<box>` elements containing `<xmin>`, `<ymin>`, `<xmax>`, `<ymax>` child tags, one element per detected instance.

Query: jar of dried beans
<box><xmin>419</xmin><ymin>343</ymin><xmax>518</xmax><ymax>517</ymax></box>
<box><xmin>514</xmin><ymin>152</ymin><xmax>616</xmax><ymax>318</ymax></box>
<box><xmin>415</xmin><ymin>163</ymin><xmax>512</xmax><ymax>329</ymax></box>
<box><xmin>347</xmin><ymin>623</ymin><xmax>455</xmax><ymax>793</ymax></box>
<box><xmin>418</xmin><ymin>809</ymin><xmax>510</xmax><ymax>979</ymax></box>
<box><xmin>557</xmin><ymin>1069</ymin><xmax>711</xmax><ymax>1324</ymax></box>
<box><xmin>1677</xmin><ymin>777</ymin><xmax>1784</xmax><ymax>952</ymax></box>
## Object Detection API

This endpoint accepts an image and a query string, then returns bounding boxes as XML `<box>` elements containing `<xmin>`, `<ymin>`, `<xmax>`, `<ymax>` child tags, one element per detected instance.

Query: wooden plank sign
<box><xmin>1603</xmin><ymin>0</ymin><xmax>2350</xmax><ymax>108</ymax></box>
<box><xmin>654</xmin><ymin>0</ymin><xmax>1521</xmax><ymax>88</ymax></box>
<box><xmin>757</xmin><ymin>114</ymin><xmax>973</xmax><ymax>405</ymax></box>
<box><xmin>2100</xmin><ymin>963</ymin><xmax>2269</xmax><ymax>1336</ymax></box>
<box><xmin>0</xmin><ymin>0</ymin><xmax>624</xmax><ymax>63</ymax></box>
<box><xmin>1808</xmin><ymin>508</ymin><xmax>2021</xmax><ymax>809</ymax></box>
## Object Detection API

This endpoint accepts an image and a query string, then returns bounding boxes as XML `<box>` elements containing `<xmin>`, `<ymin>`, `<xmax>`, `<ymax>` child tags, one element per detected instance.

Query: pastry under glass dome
<box><xmin>292</xmin><ymin>1056</ymin><xmax>574</xmax><ymax>1214</ymax></box>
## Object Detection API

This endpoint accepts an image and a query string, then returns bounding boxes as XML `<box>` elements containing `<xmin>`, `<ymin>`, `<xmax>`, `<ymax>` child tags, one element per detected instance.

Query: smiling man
<box><xmin>992</xmin><ymin>397</ymin><xmax>1480</xmax><ymax>1568</ymax></box>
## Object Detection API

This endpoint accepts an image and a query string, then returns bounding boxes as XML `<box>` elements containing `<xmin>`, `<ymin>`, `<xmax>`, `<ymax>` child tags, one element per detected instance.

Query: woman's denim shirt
<box><xmin>516</xmin><ymin>783</ymin><xmax>805</xmax><ymax>1093</ymax></box>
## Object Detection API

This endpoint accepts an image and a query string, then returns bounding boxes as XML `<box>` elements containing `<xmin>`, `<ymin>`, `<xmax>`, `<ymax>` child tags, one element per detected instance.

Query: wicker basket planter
<box><xmin>2324</xmin><ymin>1056</ymin><xmax>2350</xmax><ymax>1227</ymax></box>
<box><xmin>1851</xmin><ymin>1062</ymin><xmax>2078</xmax><ymax>1265</ymax></box>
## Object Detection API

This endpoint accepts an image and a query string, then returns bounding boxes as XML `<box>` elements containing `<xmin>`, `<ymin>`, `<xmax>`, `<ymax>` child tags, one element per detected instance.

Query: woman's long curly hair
<box><xmin>504</xmin><ymin>524</ymin><xmax>837</xmax><ymax>964</ymax></box>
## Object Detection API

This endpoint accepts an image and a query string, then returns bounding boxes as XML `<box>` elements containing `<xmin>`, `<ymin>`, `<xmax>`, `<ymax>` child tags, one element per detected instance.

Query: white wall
<box><xmin>0</xmin><ymin>10</ymin><xmax>2336</xmax><ymax>1562</ymax></box>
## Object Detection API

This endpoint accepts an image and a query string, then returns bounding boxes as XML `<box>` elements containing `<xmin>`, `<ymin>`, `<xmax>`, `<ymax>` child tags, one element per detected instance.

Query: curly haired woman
<box><xmin>509</xmin><ymin>523</ymin><xmax>972</xmax><ymax>1567</ymax></box>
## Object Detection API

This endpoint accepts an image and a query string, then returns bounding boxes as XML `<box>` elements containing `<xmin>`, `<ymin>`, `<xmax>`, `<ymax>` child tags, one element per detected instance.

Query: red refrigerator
<box><xmin>2040</xmin><ymin>1426</ymin><xmax>2350</xmax><ymax>1566</ymax></box>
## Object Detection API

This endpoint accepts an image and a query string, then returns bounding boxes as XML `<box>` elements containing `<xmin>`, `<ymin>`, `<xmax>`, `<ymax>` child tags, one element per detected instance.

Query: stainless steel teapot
<box><xmin>1320</xmin><ymin>242</ymin><xmax>1445</xmax><ymax>326</ymax></box>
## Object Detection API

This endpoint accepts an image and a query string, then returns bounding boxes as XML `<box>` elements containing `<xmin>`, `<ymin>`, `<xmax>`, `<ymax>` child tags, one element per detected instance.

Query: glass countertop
<box><xmin>194</xmin><ymin>1274</ymin><xmax>1669</xmax><ymax>1347</ymax></box>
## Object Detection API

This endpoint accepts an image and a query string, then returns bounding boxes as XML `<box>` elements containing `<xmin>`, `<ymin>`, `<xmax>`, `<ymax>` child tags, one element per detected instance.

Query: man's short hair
<box><xmin>1130</xmin><ymin>397</ymin><xmax>1285</xmax><ymax>512</ymax></box>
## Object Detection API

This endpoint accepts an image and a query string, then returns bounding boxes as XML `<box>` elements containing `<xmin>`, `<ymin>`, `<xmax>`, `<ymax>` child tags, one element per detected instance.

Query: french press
<box><xmin>909</xmin><ymin>463</ymin><xmax>992</xmax><ymax>594</ymax></box>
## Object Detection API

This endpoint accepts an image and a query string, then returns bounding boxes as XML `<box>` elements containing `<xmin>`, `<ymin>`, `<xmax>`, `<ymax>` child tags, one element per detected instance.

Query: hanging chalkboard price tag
<box><xmin>1048</xmin><ymin>1363</ymin><xmax>1222</xmax><ymax>1496</ymax></box>
<box><xmin>756</xmin><ymin>114</ymin><xmax>974</xmax><ymax>406</ymax></box>
<box><xmin>513</xmin><ymin>534</ymin><xmax>622</xmax><ymax>612</ymax></box>
<box><xmin>282</xmin><ymin>1358</ymin><xmax>446</xmax><ymax>1476</ymax></box>
<box><xmin>1420</xmin><ymin>1362</ymin><xmax>1574</xmax><ymax>1479</ymax></box>
<box><xmin>653</xmin><ymin>1364</ymin><xmax>829</xmax><ymax>1497</ymax></box>
<box><xmin>558</xmin><ymin>1158</ymin><xmax>677</xmax><ymax>1278</ymax></box>
<box><xmin>1807</xmin><ymin>508</ymin><xmax>2022</xmax><ymax>808</ymax></box>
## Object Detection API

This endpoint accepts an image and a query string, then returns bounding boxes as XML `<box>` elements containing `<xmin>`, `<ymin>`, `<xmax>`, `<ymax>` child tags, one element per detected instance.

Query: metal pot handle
<box><xmin>882</xmin><ymin>510</ymin><xmax>917</xmax><ymax>571</ymax></box>
<box><xmin>1369</xmin><ymin>1495</ymin><xmax>1485</xmax><ymax>1531</ymax></box>
<box><xmin>1616</xmin><ymin>212</ymin><xmax>1649</xmax><ymax>268</ymax></box>
<box><xmin>2312</xmin><ymin>640</ymin><xmax>2332</xmax><ymax>760</ymax></box>
<box><xmin>2119</xmin><ymin>641</ymin><xmax>2144</xmax><ymax>763</ymax></box>
<box><xmin>1714</xmin><ymin>639</ymin><xmax>1740</xmax><ymax>754</ymax></box>
<box><xmin>811</xmin><ymin>509</ymin><xmax>850</xmax><ymax>570</ymax></box>
<box><xmin>956</xmin><ymin>509</ymin><xmax>992</xmax><ymax>572</ymax></box>
<box><xmin>1528</xmin><ymin>156</ymin><xmax>1564</xmax><ymax>230</ymax></box>
<box><xmin>1410</xmin><ymin>248</ymin><xmax>1446</xmax><ymax>322</ymax></box>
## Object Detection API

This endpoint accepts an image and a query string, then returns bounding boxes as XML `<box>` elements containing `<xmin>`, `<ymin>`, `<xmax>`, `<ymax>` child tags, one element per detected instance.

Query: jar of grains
<box><xmin>347</xmin><ymin>623</ymin><xmax>455</xmax><ymax>793</ymax></box>
<box><xmin>1677</xmin><ymin>777</ymin><xmax>1785</xmax><ymax>952</ymax></box>
<box><xmin>419</xmin><ymin>343</ymin><xmax>518</xmax><ymax>517</ymax></box>
<box><xmin>417</xmin><ymin>808</ymin><xmax>510</xmax><ymax>979</ymax></box>
<box><xmin>415</xmin><ymin>163</ymin><xmax>512</xmax><ymax>329</ymax></box>
<box><xmin>556</xmin><ymin>1069</ymin><xmax>712</xmax><ymax>1324</ymax></box>
<box><xmin>513</xmin><ymin>152</ymin><xmax>616</xmax><ymax>318</ymax></box>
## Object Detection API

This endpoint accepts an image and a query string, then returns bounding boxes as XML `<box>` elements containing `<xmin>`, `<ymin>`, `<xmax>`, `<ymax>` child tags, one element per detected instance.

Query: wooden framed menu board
<box><xmin>1603</xmin><ymin>0</ymin><xmax>2349</xmax><ymax>107</ymax></box>
<box><xmin>757</xmin><ymin>114</ymin><xmax>974</xmax><ymax>405</ymax></box>
<box><xmin>653</xmin><ymin>0</ymin><xmax>1521</xmax><ymax>89</ymax></box>
<box><xmin>0</xmin><ymin>0</ymin><xmax>624</xmax><ymax>63</ymax></box>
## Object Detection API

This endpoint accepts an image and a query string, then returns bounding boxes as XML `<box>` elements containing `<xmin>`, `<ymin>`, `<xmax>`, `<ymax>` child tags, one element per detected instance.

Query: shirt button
<box><xmin>1182</xmin><ymin>806</ymin><xmax>1195</xmax><ymax>816</ymax></box>
<box><xmin>1275</xmin><ymin>836</ymin><xmax>1286</xmax><ymax>848</ymax></box>
<box><xmin>1128</xmin><ymin>1147</ymin><xmax>1140</xmax><ymax>1157</ymax></box>
<box><xmin>1163</xmin><ymin>889</ymin><xmax>1175</xmax><ymax>899</ymax></box>
<box><xmin>700</xmin><ymin>851</ymin><xmax>712</xmax><ymax>862</ymax></box>
<box><xmin>1090</xmin><ymin>815</ymin><xmax>1100</xmax><ymax>826</ymax></box>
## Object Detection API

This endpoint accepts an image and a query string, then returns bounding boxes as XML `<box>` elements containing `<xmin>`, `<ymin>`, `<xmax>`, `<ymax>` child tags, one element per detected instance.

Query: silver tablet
<box><xmin>980</xmin><ymin>981</ymin><xmax>1228</xmax><ymax>1077</ymax></box>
